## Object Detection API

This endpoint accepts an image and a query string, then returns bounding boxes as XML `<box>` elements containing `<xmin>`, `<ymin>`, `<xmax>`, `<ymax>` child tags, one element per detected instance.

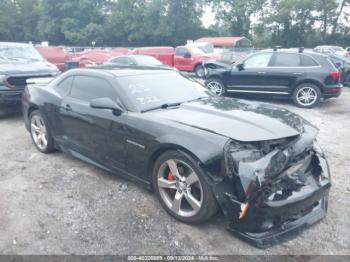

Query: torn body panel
<box><xmin>209</xmin><ymin>124</ymin><xmax>331</xmax><ymax>248</ymax></box>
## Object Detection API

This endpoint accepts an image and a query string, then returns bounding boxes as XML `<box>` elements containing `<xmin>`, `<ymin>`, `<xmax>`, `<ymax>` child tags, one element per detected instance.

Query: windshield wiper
<box><xmin>141</xmin><ymin>102</ymin><xmax>182</xmax><ymax>113</ymax></box>
<box><xmin>186</xmin><ymin>97</ymin><xmax>209</xmax><ymax>103</ymax></box>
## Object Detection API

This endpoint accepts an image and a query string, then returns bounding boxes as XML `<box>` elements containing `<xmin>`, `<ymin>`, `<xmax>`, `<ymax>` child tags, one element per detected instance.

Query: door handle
<box><xmin>65</xmin><ymin>104</ymin><xmax>72</xmax><ymax>111</ymax></box>
<box><xmin>293</xmin><ymin>72</ymin><xmax>302</xmax><ymax>75</ymax></box>
<box><xmin>258</xmin><ymin>71</ymin><xmax>267</xmax><ymax>74</ymax></box>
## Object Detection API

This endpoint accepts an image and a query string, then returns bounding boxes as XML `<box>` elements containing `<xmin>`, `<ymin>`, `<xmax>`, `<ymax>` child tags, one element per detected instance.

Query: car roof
<box><xmin>315</xmin><ymin>45</ymin><xmax>342</xmax><ymax>48</ymax></box>
<box><xmin>0</xmin><ymin>42</ymin><xmax>32</xmax><ymax>47</ymax></box>
<box><xmin>257</xmin><ymin>49</ymin><xmax>328</xmax><ymax>58</ymax></box>
<box><xmin>110</xmin><ymin>54</ymin><xmax>156</xmax><ymax>59</ymax></box>
<box><xmin>330</xmin><ymin>54</ymin><xmax>350</xmax><ymax>61</ymax></box>
<box><xmin>68</xmin><ymin>67</ymin><xmax>176</xmax><ymax>78</ymax></box>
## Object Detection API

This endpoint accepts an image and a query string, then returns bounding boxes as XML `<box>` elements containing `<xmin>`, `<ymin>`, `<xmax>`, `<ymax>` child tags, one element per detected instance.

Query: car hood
<box><xmin>0</xmin><ymin>60</ymin><xmax>59</xmax><ymax>76</ymax></box>
<box><xmin>204</xmin><ymin>59</ymin><xmax>232</xmax><ymax>69</ymax></box>
<box><xmin>153</xmin><ymin>97</ymin><xmax>313</xmax><ymax>142</ymax></box>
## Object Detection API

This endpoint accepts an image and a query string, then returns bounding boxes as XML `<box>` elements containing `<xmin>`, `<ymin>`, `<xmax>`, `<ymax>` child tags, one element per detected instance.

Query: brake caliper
<box><xmin>167</xmin><ymin>172</ymin><xmax>175</xmax><ymax>193</ymax></box>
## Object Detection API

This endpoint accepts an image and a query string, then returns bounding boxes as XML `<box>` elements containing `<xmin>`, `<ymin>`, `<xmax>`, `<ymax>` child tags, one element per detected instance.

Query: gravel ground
<box><xmin>0</xmin><ymin>89</ymin><xmax>349</xmax><ymax>255</ymax></box>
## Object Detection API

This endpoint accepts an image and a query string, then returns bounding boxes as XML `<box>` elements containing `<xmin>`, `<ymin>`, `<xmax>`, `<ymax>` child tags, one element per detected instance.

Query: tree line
<box><xmin>0</xmin><ymin>0</ymin><xmax>349</xmax><ymax>48</ymax></box>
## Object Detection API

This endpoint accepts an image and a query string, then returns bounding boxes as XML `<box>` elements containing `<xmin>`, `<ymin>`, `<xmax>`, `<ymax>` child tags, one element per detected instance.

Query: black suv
<box><xmin>0</xmin><ymin>42</ymin><xmax>59</xmax><ymax>115</ymax></box>
<box><xmin>204</xmin><ymin>49</ymin><xmax>342</xmax><ymax>108</ymax></box>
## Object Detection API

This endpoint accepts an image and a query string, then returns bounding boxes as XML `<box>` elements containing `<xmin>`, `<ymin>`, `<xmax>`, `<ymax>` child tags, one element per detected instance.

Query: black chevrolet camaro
<box><xmin>22</xmin><ymin>67</ymin><xmax>331</xmax><ymax>248</ymax></box>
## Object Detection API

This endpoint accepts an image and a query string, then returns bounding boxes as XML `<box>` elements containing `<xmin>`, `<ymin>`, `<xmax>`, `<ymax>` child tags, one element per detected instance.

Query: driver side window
<box><xmin>244</xmin><ymin>53</ymin><xmax>273</xmax><ymax>68</ymax></box>
<box><xmin>175</xmin><ymin>48</ymin><xmax>188</xmax><ymax>57</ymax></box>
<box><xmin>69</xmin><ymin>76</ymin><xmax>115</xmax><ymax>101</ymax></box>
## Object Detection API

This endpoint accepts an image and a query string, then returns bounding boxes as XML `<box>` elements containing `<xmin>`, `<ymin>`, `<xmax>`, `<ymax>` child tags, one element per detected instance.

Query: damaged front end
<box><xmin>210</xmin><ymin>124</ymin><xmax>331</xmax><ymax>248</ymax></box>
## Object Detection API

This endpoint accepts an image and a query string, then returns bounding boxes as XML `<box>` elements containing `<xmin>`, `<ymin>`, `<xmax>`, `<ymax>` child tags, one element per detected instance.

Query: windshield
<box><xmin>117</xmin><ymin>71</ymin><xmax>211</xmax><ymax>112</ymax></box>
<box><xmin>0</xmin><ymin>45</ymin><xmax>44</xmax><ymax>63</ymax></box>
<box><xmin>134</xmin><ymin>55</ymin><xmax>163</xmax><ymax>66</ymax></box>
<box><xmin>332</xmin><ymin>46</ymin><xmax>344</xmax><ymax>51</ymax></box>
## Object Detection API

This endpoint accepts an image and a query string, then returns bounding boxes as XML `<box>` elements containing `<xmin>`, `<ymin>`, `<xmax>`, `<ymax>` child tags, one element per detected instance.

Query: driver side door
<box><xmin>174</xmin><ymin>47</ymin><xmax>192</xmax><ymax>71</ymax></box>
<box><xmin>226</xmin><ymin>52</ymin><xmax>273</xmax><ymax>93</ymax></box>
<box><xmin>58</xmin><ymin>75</ymin><xmax>127</xmax><ymax>169</ymax></box>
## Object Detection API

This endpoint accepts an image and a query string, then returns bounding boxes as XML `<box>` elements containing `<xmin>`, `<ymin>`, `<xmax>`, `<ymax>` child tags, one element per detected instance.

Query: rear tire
<box><xmin>153</xmin><ymin>150</ymin><xmax>218</xmax><ymax>224</ymax></box>
<box><xmin>29</xmin><ymin>110</ymin><xmax>55</xmax><ymax>153</ymax></box>
<box><xmin>292</xmin><ymin>83</ymin><xmax>321</xmax><ymax>108</ymax></box>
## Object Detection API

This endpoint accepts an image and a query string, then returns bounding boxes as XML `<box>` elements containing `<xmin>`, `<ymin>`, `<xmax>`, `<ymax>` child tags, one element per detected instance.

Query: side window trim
<box><xmin>68</xmin><ymin>76</ymin><xmax>75</xmax><ymax>97</ymax></box>
<box><xmin>268</xmin><ymin>53</ymin><xmax>277</xmax><ymax>67</ymax></box>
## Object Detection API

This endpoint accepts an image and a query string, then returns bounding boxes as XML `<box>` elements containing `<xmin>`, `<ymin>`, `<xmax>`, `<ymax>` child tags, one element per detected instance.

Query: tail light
<box><xmin>330</xmin><ymin>71</ymin><xmax>341</xmax><ymax>79</ymax></box>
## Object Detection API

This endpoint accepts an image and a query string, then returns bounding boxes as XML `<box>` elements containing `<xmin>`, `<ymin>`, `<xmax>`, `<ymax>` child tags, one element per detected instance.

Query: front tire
<box><xmin>194</xmin><ymin>64</ymin><xmax>205</xmax><ymax>78</ymax></box>
<box><xmin>29</xmin><ymin>110</ymin><xmax>55</xmax><ymax>153</ymax></box>
<box><xmin>292</xmin><ymin>83</ymin><xmax>321</xmax><ymax>108</ymax></box>
<box><xmin>205</xmin><ymin>77</ymin><xmax>226</xmax><ymax>96</ymax></box>
<box><xmin>153</xmin><ymin>150</ymin><xmax>218</xmax><ymax>224</ymax></box>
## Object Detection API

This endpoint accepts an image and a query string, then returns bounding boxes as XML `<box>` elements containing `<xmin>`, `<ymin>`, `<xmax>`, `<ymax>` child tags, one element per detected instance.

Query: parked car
<box><xmin>71</xmin><ymin>49</ymin><xmax>115</xmax><ymax>68</ymax></box>
<box><xmin>132</xmin><ymin>46</ymin><xmax>212</xmax><ymax>77</ymax></box>
<box><xmin>0</xmin><ymin>42</ymin><xmax>59</xmax><ymax>115</ymax></box>
<box><xmin>329</xmin><ymin>54</ymin><xmax>350</xmax><ymax>86</ymax></box>
<box><xmin>204</xmin><ymin>49</ymin><xmax>342</xmax><ymax>108</ymax></box>
<box><xmin>203</xmin><ymin>53</ymin><xmax>247</xmax><ymax>72</ymax></box>
<box><xmin>314</xmin><ymin>45</ymin><xmax>346</xmax><ymax>56</ymax></box>
<box><xmin>36</xmin><ymin>46</ymin><xmax>72</xmax><ymax>72</ymax></box>
<box><xmin>22</xmin><ymin>67</ymin><xmax>331</xmax><ymax>248</ymax></box>
<box><xmin>104</xmin><ymin>54</ymin><xmax>173</xmax><ymax>69</ymax></box>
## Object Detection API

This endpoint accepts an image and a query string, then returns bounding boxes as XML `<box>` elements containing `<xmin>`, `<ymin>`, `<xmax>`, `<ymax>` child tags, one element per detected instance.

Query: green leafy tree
<box><xmin>207</xmin><ymin>0</ymin><xmax>266</xmax><ymax>37</ymax></box>
<box><xmin>38</xmin><ymin>0</ymin><xmax>106</xmax><ymax>45</ymax></box>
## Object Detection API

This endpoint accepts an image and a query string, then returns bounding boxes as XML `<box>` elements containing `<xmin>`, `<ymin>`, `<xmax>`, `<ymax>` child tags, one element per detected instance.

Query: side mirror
<box><xmin>90</xmin><ymin>97</ymin><xmax>123</xmax><ymax>116</ymax></box>
<box><xmin>236</xmin><ymin>63</ymin><xmax>244</xmax><ymax>71</ymax></box>
<box><xmin>184</xmin><ymin>52</ymin><xmax>191</xmax><ymax>58</ymax></box>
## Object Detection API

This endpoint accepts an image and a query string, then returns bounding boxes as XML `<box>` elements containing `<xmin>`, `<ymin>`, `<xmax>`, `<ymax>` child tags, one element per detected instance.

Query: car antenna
<box><xmin>299</xmin><ymin>47</ymin><xmax>304</xmax><ymax>53</ymax></box>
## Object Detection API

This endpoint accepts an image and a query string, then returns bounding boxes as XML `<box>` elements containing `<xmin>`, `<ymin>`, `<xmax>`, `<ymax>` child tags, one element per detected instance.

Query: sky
<box><xmin>202</xmin><ymin>6</ymin><xmax>216</xmax><ymax>28</ymax></box>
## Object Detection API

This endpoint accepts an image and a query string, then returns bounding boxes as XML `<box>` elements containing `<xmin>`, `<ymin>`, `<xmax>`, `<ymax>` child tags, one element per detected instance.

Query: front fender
<box><xmin>154</xmin><ymin>133</ymin><xmax>228</xmax><ymax>165</ymax></box>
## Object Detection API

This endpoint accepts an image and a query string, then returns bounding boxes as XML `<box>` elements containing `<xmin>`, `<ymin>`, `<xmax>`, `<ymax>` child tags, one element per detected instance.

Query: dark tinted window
<box><xmin>55</xmin><ymin>76</ymin><xmax>73</xmax><ymax>96</ymax></box>
<box><xmin>272</xmin><ymin>53</ymin><xmax>301</xmax><ymax>67</ymax></box>
<box><xmin>175</xmin><ymin>48</ymin><xmax>188</xmax><ymax>57</ymax></box>
<box><xmin>111</xmin><ymin>57</ymin><xmax>128</xmax><ymax>64</ymax></box>
<box><xmin>301</xmin><ymin>55</ymin><xmax>319</xmax><ymax>66</ymax></box>
<box><xmin>70</xmin><ymin>76</ymin><xmax>115</xmax><ymax>101</ymax></box>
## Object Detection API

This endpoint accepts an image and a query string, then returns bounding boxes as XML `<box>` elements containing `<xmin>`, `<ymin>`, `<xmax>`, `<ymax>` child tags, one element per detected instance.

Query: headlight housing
<box><xmin>224</xmin><ymin>141</ymin><xmax>263</xmax><ymax>178</ymax></box>
<box><xmin>224</xmin><ymin>140</ymin><xmax>291</xmax><ymax>184</ymax></box>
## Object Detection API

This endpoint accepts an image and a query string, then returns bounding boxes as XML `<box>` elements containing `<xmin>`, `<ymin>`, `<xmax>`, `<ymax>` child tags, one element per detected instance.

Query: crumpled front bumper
<box><xmin>228</xmin><ymin>187</ymin><xmax>329</xmax><ymax>249</ymax></box>
<box><xmin>212</xmin><ymin>151</ymin><xmax>331</xmax><ymax>249</ymax></box>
